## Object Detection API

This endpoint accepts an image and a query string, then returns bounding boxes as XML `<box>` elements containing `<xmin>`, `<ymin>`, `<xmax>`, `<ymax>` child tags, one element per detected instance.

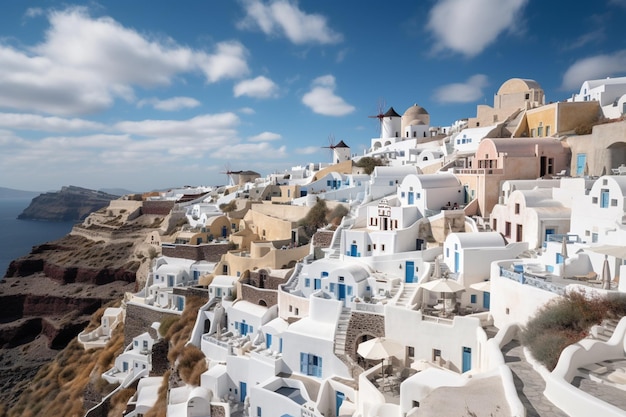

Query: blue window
<box><xmin>470</xmin><ymin>294</ymin><xmax>477</xmax><ymax>303</ymax></box>
<box><xmin>389</xmin><ymin>181</ymin><xmax>394</xmax><ymax>186</ymax></box>
<box><xmin>327</xmin><ymin>180</ymin><xmax>332</xmax><ymax>186</ymax></box>
<box><xmin>305</xmin><ymin>278</ymin><xmax>310</xmax><ymax>287</ymax></box>
<box><xmin>279</xmin><ymin>337</ymin><xmax>283</xmax><ymax>353</ymax></box>
<box><xmin>330</xmin><ymin>283</ymin><xmax>336</xmax><ymax>293</ymax></box>
<box><xmin>401</xmin><ymin>191</ymin><xmax>405</xmax><ymax>198</ymax></box>
<box><xmin>347</xmin><ymin>286</ymin><xmax>353</xmax><ymax>296</ymax></box>
<box><xmin>266</xmin><ymin>333</ymin><xmax>272</xmax><ymax>349</ymax></box>
<box><xmin>314</xmin><ymin>279</ymin><xmax>321</xmax><ymax>289</ymax></box>
<box><xmin>300</xmin><ymin>353</ymin><xmax>323</xmax><ymax>377</ymax></box>
<box><xmin>322</xmin><ymin>271</ymin><xmax>329</xmax><ymax>277</ymax></box>
<box><xmin>257</xmin><ymin>407</ymin><xmax>262</xmax><ymax>417</ymax></box>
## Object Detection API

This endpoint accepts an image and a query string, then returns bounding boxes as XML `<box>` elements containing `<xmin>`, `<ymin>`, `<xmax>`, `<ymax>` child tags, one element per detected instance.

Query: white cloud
<box><xmin>433</xmin><ymin>74</ymin><xmax>489</xmax><ymax>104</ymax></box>
<box><xmin>234</xmin><ymin>76</ymin><xmax>279</xmax><ymax>98</ymax></box>
<box><xmin>137</xmin><ymin>97</ymin><xmax>201</xmax><ymax>111</ymax></box>
<box><xmin>427</xmin><ymin>0</ymin><xmax>528</xmax><ymax>57</ymax></box>
<box><xmin>115</xmin><ymin>113</ymin><xmax>240</xmax><ymax>141</ymax></box>
<box><xmin>561</xmin><ymin>51</ymin><xmax>626</xmax><ymax>90</ymax></box>
<box><xmin>302</xmin><ymin>75</ymin><xmax>355</xmax><ymax>116</ymax></box>
<box><xmin>24</xmin><ymin>8</ymin><xmax>44</xmax><ymax>19</ymax></box>
<box><xmin>218</xmin><ymin>142</ymin><xmax>287</xmax><ymax>160</ymax></box>
<box><xmin>0</xmin><ymin>113</ymin><xmax>105</xmax><ymax>132</ymax></box>
<box><xmin>195</xmin><ymin>41</ymin><xmax>250</xmax><ymax>83</ymax></box>
<box><xmin>295</xmin><ymin>146</ymin><xmax>319</xmax><ymax>155</ymax></box>
<box><xmin>248</xmin><ymin>131</ymin><xmax>282</xmax><ymax>142</ymax></box>
<box><xmin>238</xmin><ymin>0</ymin><xmax>343</xmax><ymax>45</ymax></box>
<box><xmin>0</xmin><ymin>7</ymin><xmax>249</xmax><ymax>115</ymax></box>
<box><xmin>238</xmin><ymin>107</ymin><xmax>256</xmax><ymax>115</ymax></box>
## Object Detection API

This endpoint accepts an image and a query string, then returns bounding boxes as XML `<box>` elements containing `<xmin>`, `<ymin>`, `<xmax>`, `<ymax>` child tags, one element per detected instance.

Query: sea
<box><xmin>0</xmin><ymin>198</ymin><xmax>75</xmax><ymax>277</ymax></box>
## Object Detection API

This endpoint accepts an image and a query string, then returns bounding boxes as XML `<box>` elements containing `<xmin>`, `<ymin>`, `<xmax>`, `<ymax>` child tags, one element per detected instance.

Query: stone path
<box><xmin>502</xmin><ymin>340</ymin><xmax>569</xmax><ymax>417</ymax></box>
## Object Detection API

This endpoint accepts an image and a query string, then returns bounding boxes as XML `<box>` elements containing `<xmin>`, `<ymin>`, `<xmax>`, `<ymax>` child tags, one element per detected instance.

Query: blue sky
<box><xmin>2</xmin><ymin>0</ymin><xmax>626</xmax><ymax>192</ymax></box>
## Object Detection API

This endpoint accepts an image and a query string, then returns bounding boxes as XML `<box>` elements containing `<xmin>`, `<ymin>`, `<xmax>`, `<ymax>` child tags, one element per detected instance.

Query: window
<box><xmin>525</xmin><ymin>93</ymin><xmax>530</xmax><ymax>100</ymax></box>
<box><xmin>545</xmin><ymin>125</ymin><xmax>551</xmax><ymax>136</ymax></box>
<box><xmin>530</xmin><ymin>128</ymin><xmax>535</xmax><ymax>137</ymax></box>
<box><xmin>537</xmin><ymin>122</ymin><xmax>543</xmax><ymax>137</ymax></box>
<box><xmin>381</xmin><ymin>244</ymin><xmax>385</xmax><ymax>251</ymax></box>
<box><xmin>612</xmin><ymin>199</ymin><xmax>618</xmax><ymax>207</ymax></box>
<box><xmin>515</xmin><ymin>203</ymin><xmax>520</xmax><ymax>214</ymax></box>
<box><xmin>305</xmin><ymin>278</ymin><xmax>310</xmax><ymax>287</ymax></box>
<box><xmin>222</xmin><ymin>264</ymin><xmax>228</xmax><ymax>274</ymax></box>
<box><xmin>367</xmin><ymin>244</ymin><xmax>371</xmax><ymax>251</ymax></box>
<box><xmin>257</xmin><ymin>407</ymin><xmax>262</xmax><ymax>417</ymax></box>
<box><xmin>300</xmin><ymin>353</ymin><xmax>323</xmax><ymax>377</ymax></box>
<box><xmin>330</xmin><ymin>283</ymin><xmax>336</xmax><ymax>293</ymax></box>
<box><xmin>505</xmin><ymin>222</ymin><xmax>511</xmax><ymax>237</ymax></box>
<box><xmin>470</xmin><ymin>294</ymin><xmax>477</xmax><ymax>303</ymax></box>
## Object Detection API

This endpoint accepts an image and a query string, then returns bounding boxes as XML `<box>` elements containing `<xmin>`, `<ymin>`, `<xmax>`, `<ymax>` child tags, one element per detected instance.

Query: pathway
<box><xmin>502</xmin><ymin>340</ymin><xmax>568</xmax><ymax>417</ymax></box>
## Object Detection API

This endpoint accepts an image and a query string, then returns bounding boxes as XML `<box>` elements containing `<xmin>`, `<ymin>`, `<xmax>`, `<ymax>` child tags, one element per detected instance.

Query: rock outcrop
<box><xmin>17</xmin><ymin>185</ymin><xmax>120</xmax><ymax>221</ymax></box>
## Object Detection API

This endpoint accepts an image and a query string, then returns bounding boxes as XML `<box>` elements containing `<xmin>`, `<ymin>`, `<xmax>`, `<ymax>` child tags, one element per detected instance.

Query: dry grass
<box><xmin>143</xmin><ymin>370</ymin><xmax>170</xmax><ymax>417</ymax></box>
<box><xmin>6</xmin><ymin>307</ymin><xmax>125</xmax><ymax>417</ymax></box>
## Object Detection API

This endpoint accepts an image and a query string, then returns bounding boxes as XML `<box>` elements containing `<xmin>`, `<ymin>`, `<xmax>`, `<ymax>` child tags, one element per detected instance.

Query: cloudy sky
<box><xmin>1</xmin><ymin>0</ymin><xmax>626</xmax><ymax>192</ymax></box>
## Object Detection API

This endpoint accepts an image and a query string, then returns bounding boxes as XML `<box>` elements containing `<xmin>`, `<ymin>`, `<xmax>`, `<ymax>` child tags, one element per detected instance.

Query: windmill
<box><xmin>321</xmin><ymin>134</ymin><xmax>337</xmax><ymax>162</ymax></box>
<box><xmin>220</xmin><ymin>162</ymin><xmax>235</xmax><ymax>187</ymax></box>
<box><xmin>368</xmin><ymin>97</ymin><xmax>387</xmax><ymax>136</ymax></box>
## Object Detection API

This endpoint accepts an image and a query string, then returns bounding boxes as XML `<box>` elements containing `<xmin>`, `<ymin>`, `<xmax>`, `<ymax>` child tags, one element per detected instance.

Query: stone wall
<box><xmin>162</xmin><ymin>243</ymin><xmax>230</xmax><ymax>262</ymax></box>
<box><xmin>248</xmin><ymin>270</ymin><xmax>291</xmax><ymax>290</ymax></box>
<box><xmin>142</xmin><ymin>200</ymin><xmax>176</xmax><ymax>216</ymax></box>
<box><xmin>240</xmin><ymin>284</ymin><xmax>277</xmax><ymax>307</ymax></box>
<box><xmin>150</xmin><ymin>339</ymin><xmax>170</xmax><ymax>376</ymax></box>
<box><xmin>124</xmin><ymin>303</ymin><xmax>180</xmax><ymax>346</ymax></box>
<box><xmin>344</xmin><ymin>311</ymin><xmax>385</xmax><ymax>360</ymax></box>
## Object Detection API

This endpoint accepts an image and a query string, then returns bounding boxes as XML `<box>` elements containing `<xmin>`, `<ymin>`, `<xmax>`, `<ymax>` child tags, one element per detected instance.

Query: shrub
<box><xmin>354</xmin><ymin>156</ymin><xmax>385</xmax><ymax>175</ymax></box>
<box><xmin>159</xmin><ymin>315</ymin><xmax>180</xmax><ymax>338</ymax></box>
<box><xmin>177</xmin><ymin>345</ymin><xmax>207</xmax><ymax>385</ymax></box>
<box><xmin>520</xmin><ymin>291</ymin><xmax>624</xmax><ymax>370</ymax></box>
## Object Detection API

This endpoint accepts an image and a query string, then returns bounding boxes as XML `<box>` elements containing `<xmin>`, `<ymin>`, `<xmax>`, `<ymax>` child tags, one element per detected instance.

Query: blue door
<box><xmin>454</xmin><ymin>252</ymin><xmax>460</xmax><ymax>273</ymax></box>
<box><xmin>408</xmin><ymin>192</ymin><xmax>414</xmax><ymax>204</ymax></box>
<box><xmin>177</xmin><ymin>296</ymin><xmax>184</xmax><ymax>310</ymax></box>
<box><xmin>240</xmin><ymin>382</ymin><xmax>247</xmax><ymax>403</ymax></box>
<box><xmin>222</xmin><ymin>225</ymin><xmax>227</xmax><ymax>237</ymax></box>
<box><xmin>483</xmin><ymin>292</ymin><xmax>490</xmax><ymax>309</ymax></box>
<box><xmin>336</xmin><ymin>392</ymin><xmax>345</xmax><ymax>416</ymax></box>
<box><xmin>122</xmin><ymin>361</ymin><xmax>129</xmax><ymax>372</ymax></box>
<box><xmin>576</xmin><ymin>153</ymin><xmax>586</xmax><ymax>175</ymax></box>
<box><xmin>405</xmin><ymin>261</ymin><xmax>415</xmax><ymax>283</ymax></box>
<box><xmin>314</xmin><ymin>279</ymin><xmax>321</xmax><ymax>290</ymax></box>
<box><xmin>462</xmin><ymin>347</ymin><xmax>472</xmax><ymax>372</ymax></box>
<box><xmin>338</xmin><ymin>284</ymin><xmax>346</xmax><ymax>303</ymax></box>
<box><xmin>266</xmin><ymin>333</ymin><xmax>272</xmax><ymax>349</ymax></box>
<box><xmin>545</xmin><ymin>228</ymin><xmax>555</xmax><ymax>242</ymax></box>
<box><xmin>601</xmin><ymin>190</ymin><xmax>610</xmax><ymax>208</ymax></box>
<box><xmin>350</xmin><ymin>244</ymin><xmax>357</xmax><ymax>257</ymax></box>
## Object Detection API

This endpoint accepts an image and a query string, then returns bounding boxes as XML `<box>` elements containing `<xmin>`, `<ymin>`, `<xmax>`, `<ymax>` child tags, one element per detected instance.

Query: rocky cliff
<box><xmin>17</xmin><ymin>185</ymin><xmax>120</xmax><ymax>221</ymax></box>
<box><xmin>0</xmin><ymin>198</ymin><xmax>178</xmax><ymax>413</ymax></box>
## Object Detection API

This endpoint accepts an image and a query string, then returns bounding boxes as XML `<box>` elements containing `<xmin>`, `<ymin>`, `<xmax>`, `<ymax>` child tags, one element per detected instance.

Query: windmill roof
<box><xmin>384</xmin><ymin>107</ymin><xmax>401</xmax><ymax>118</ymax></box>
<box><xmin>334</xmin><ymin>140</ymin><xmax>349</xmax><ymax>148</ymax></box>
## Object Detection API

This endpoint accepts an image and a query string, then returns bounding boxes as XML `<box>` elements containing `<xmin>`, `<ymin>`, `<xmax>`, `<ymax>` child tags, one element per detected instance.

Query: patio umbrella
<box><xmin>357</xmin><ymin>337</ymin><xmax>404</xmax><ymax>382</ymax></box>
<box><xmin>602</xmin><ymin>255</ymin><xmax>612</xmax><ymax>290</ymax></box>
<box><xmin>587</xmin><ymin>244</ymin><xmax>626</xmax><ymax>259</ymax></box>
<box><xmin>433</xmin><ymin>257</ymin><xmax>441</xmax><ymax>279</ymax></box>
<box><xmin>469</xmin><ymin>280</ymin><xmax>491</xmax><ymax>292</ymax></box>
<box><xmin>421</xmin><ymin>278</ymin><xmax>465</xmax><ymax>314</ymax></box>
<box><xmin>560</xmin><ymin>236</ymin><xmax>569</xmax><ymax>278</ymax></box>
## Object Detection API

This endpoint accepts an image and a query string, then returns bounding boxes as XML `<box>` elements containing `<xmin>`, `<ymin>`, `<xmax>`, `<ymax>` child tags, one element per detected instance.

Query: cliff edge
<box><xmin>17</xmin><ymin>185</ymin><xmax>120</xmax><ymax>222</ymax></box>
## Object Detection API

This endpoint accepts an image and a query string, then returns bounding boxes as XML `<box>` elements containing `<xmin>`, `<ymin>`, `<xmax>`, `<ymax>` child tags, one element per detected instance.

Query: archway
<box><xmin>607</xmin><ymin>142</ymin><xmax>626</xmax><ymax>173</ymax></box>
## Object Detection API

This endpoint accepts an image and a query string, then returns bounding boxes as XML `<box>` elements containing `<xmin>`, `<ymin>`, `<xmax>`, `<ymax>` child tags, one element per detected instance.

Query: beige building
<box><xmin>511</xmin><ymin>100</ymin><xmax>601</xmax><ymax>139</ymax></box>
<box><xmin>468</xmin><ymin>78</ymin><xmax>545</xmax><ymax>129</ymax></box>
<box><xmin>454</xmin><ymin>137</ymin><xmax>570</xmax><ymax>217</ymax></box>
<box><xmin>217</xmin><ymin>240</ymin><xmax>310</xmax><ymax>278</ymax></box>
<box><xmin>566</xmin><ymin>119</ymin><xmax>626</xmax><ymax>176</ymax></box>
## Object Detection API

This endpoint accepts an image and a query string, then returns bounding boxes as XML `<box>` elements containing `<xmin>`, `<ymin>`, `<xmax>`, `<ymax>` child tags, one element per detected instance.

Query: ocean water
<box><xmin>0</xmin><ymin>198</ymin><xmax>75</xmax><ymax>277</ymax></box>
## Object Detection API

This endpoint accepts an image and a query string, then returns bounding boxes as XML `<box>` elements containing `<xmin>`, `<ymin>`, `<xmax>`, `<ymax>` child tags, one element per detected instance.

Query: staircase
<box><xmin>592</xmin><ymin>318</ymin><xmax>620</xmax><ymax>342</ymax></box>
<box><xmin>334</xmin><ymin>308</ymin><xmax>352</xmax><ymax>356</ymax></box>
<box><xmin>394</xmin><ymin>283</ymin><xmax>418</xmax><ymax>308</ymax></box>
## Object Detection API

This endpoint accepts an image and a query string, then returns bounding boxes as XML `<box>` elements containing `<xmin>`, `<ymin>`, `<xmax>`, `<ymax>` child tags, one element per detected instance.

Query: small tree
<box><xmin>327</xmin><ymin>204</ymin><xmax>349</xmax><ymax>226</ymax></box>
<box><xmin>298</xmin><ymin>198</ymin><xmax>329</xmax><ymax>237</ymax></box>
<box><xmin>219</xmin><ymin>200</ymin><xmax>237</xmax><ymax>213</ymax></box>
<box><xmin>355</xmin><ymin>156</ymin><xmax>385</xmax><ymax>175</ymax></box>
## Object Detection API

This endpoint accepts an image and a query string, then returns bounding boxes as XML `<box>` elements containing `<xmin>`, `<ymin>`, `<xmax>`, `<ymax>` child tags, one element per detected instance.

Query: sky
<box><xmin>2</xmin><ymin>0</ymin><xmax>626</xmax><ymax>193</ymax></box>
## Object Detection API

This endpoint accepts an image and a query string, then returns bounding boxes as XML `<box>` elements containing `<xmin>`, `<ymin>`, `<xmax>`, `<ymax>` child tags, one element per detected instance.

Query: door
<box><xmin>408</xmin><ymin>192</ymin><xmax>414</xmax><ymax>204</ymax></box>
<box><xmin>266</xmin><ymin>333</ymin><xmax>272</xmax><ymax>349</ymax></box>
<box><xmin>601</xmin><ymin>190</ymin><xmax>610</xmax><ymax>208</ymax></box>
<box><xmin>483</xmin><ymin>292</ymin><xmax>490</xmax><ymax>309</ymax></box>
<box><xmin>240</xmin><ymin>382</ymin><xmax>247</xmax><ymax>403</ymax></box>
<box><xmin>405</xmin><ymin>261</ymin><xmax>415</xmax><ymax>283</ymax></box>
<box><xmin>454</xmin><ymin>251</ymin><xmax>460</xmax><ymax>273</ymax></box>
<box><xmin>462</xmin><ymin>347</ymin><xmax>472</xmax><ymax>372</ymax></box>
<box><xmin>336</xmin><ymin>392</ymin><xmax>345</xmax><ymax>416</ymax></box>
<box><xmin>338</xmin><ymin>284</ymin><xmax>346</xmax><ymax>303</ymax></box>
<box><xmin>350</xmin><ymin>244</ymin><xmax>358</xmax><ymax>257</ymax></box>
<box><xmin>222</xmin><ymin>225</ymin><xmax>227</xmax><ymax>237</ymax></box>
<box><xmin>576</xmin><ymin>153</ymin><xmax>586</xmax><ymax>176</ymax></box>
<box><xmin>416</xmin><ymin>239</ymin><xmax>424</xmax><ymax>251</ymax></box>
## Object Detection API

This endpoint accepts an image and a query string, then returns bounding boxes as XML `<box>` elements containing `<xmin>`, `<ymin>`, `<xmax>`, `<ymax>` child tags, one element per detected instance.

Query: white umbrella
<box><xmin>602</xmin><ymin>255</ymin><xmax>612</xmax><ymax>290</ymax></box>
<box><xmin>421</xmin><ymin>278</ymin><xmax>465</xmax><ymax>314</ymax></box>
<box><xmin>587</xmin><ymin>244</ymin><xmax>626</xmax><ymax>259</ymax></box>
<box><xmin>433</xmin><ymin>257</ymin><xmax>441</xmax><ymax>279</ymax></box>
<box><xmin>357</xmin><ymin>337</ymin><xmax>404</xmax><ymax>382</ymax></box>
<box><xmin>560</xmin><ymin>236</ymin><xmax>569</xmax><ymax>278</ymax></box>
<box><xmin>469</xmin><ymin>280</ymin><xmax>491</xmax><ymax>292</ymax></box>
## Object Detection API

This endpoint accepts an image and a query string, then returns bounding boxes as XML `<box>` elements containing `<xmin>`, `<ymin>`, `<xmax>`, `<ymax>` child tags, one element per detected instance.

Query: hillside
<box><xmin>17</xmin><ymin>185</ymin><xmax>120</xmax><ymax>221</ymax></box>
